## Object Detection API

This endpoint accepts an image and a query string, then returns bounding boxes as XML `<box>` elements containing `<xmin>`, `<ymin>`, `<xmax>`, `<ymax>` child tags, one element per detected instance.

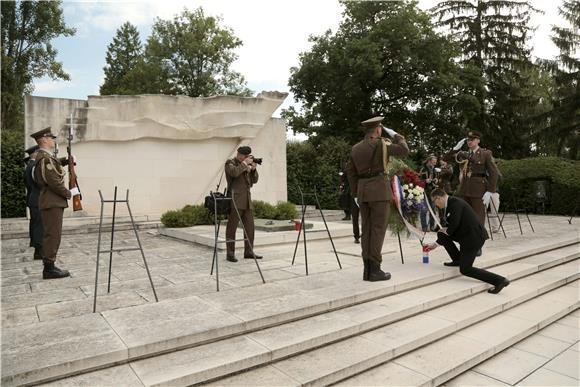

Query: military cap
<box><xmin>361</xmin><ymin>116</ymin><xmax>384</xmax><ymax>129</ymax></box>
<box><xmin>30</xmin><ymin>127</ymin><xmax>56</xmax><ymax>140</ymax></box>
<box><xmin>467</xmin><ymin>130</ymin><xmax>482</xmax><ymax>139</ymax></box>
<box><xmin>237</xmin><ymin>146</ymin><xmax>252</xmax><ymax>155</ymax></box>
<box><xmin>25</xmin><ymin>144</ymin><xmax>40</xmax><ymax>155</ymax></box>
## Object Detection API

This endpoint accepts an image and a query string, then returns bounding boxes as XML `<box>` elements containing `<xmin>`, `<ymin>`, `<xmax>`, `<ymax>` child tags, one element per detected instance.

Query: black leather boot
<box><xmin>43</xmin><ymin>260</ymin><xmax>70</xmax><ymax>279</ymax></box>
<box><xmin>368</xmin><ymin>261</ymin><xmax>391</xmax><ymax>282</ymax></box>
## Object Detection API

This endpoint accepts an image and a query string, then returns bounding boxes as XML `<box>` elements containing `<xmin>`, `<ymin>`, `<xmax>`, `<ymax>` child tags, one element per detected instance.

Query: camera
<box><xmin>250</xmin><ymin>156</ymin><xmax>263</xmax><ymax>165</ymax></box>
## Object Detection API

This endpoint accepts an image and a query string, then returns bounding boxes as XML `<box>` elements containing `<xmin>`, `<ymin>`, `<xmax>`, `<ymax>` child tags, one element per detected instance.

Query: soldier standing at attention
<box><xmin>443</xmin><ymin>130</ymin><xmax>498</xmax><ymax>255</ymax></box>
<box><xmin>224</xmin><ymin>146</ymin><xmax>262</xmax><ymax>262</ymax></box>
<box><xmin>32</xmin><ymin>127</ymin><xmax>78</xmax><ymax>279</ymax></box>
<box><xmin>347</xmin><ymin>116</ymin><xmax>409</xmax><ymax>282</ymax></box>
<box><xmin>24</xmin><ymin>145</ymin><xmax>44</xmax><ymax>261</ymax></box>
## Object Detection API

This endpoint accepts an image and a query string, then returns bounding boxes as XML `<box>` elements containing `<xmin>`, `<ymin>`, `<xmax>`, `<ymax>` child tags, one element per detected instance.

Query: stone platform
<box><xmin>1</xmin><ymin>214</ymin><xmax>578</xmax><ymax>386</ymax></box>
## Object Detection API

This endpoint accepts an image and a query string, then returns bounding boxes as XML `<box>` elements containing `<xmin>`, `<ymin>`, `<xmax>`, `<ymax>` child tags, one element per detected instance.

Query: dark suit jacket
<box><xmin>437</xmin><ymin>196</ymin><xmax>488</xmax><ymax>250</ymax></box>
<box><xmin>346</xmin><ymin>134</ymin><xmax>409</xmax><ymax>202</ymax></box>
<box><xmin>25</xmin><ymin>159</ymin><xmax>40</xmax><ymax>208</ymax></box>
<box><xmin>225</xmin><ymin>158</ymin><xmax>259</xmax><ymax>210</ymax></box>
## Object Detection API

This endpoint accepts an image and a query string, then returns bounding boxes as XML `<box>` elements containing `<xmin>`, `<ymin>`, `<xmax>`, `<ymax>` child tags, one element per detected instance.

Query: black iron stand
<box><xmin>209</xmin><ymin>190</ymin><xmax>265</xmax><ymax>291</ymax></box>
<box><xmin>508</xmin><ymin>189</ymin><xmax>535</xmax><ymax>235</ymax></box>
<box><xmin>486</xmin><ymin>198</ymin><xmax>507</xmax><ymax>240</ymax></box>
<box><xmin>93</xmin><ymin>187</ymin><xmax>158</xmax><ymax>313</ymax></box>
<box><xmin>291</xmin><ymin>186</ymin><xmax>342</xmax><ymax>275</ymax></box>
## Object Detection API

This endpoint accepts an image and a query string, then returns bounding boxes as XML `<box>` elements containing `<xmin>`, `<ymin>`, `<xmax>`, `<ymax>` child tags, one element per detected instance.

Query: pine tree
<box><xmin>100</xmin><ymin>22</ymin><xmax>143</xmax><ymax>95</ymax></box>
<box><xmin>431</xmin><ymin>0</ymin><xmax>539</xmax><ymax>158</ymax></box>
<box><xmin>547</xmin><ymin>0</ymin><xmax>579</xmax><ymax>159</ymax></box>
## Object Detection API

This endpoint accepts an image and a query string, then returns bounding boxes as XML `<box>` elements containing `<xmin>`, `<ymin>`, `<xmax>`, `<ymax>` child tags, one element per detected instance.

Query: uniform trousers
<box><xmin>460</xmin><ymin>195</ymin><xmax>486</xmax><ymax>226</ymax></box>
<box><xmin>437</xmin><ymin>232</ymin><xmax>505</xmax><ymax>287</ymax></box>
<box><xmin>226</xmin><ymin>207</ymin><xmax>255</xmax><ymax>257</ymax></box>
<box><xmin>40</xmin><ymin>207</ymin><xmax>64</xmax><ymax>262</ymax></box>
<box><xmin>359</xmin><ymin>200</ymin><xmax>390</xmax><ymax>265</ymax></box>
<box><xmin>29</xmin><ymin>206</ymin><xmax>44</xmax><ymax>248</ymax></box>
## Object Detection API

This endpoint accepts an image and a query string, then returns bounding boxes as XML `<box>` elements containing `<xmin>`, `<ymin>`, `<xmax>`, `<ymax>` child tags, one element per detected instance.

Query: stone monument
<box><xmin>24</xmin><ymin>92</ymin><xmax>288</xmax><ymax>218</ymax></box>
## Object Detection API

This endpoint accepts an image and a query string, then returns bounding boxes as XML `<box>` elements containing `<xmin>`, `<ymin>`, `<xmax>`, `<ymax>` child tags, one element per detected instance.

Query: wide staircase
<box><xmin>2</xmin><ymin>222</ymin><xmax>579</xmax><ymax>386</ymax></box>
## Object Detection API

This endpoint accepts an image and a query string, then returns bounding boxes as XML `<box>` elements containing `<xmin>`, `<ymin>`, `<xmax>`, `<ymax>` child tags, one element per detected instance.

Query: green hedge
<box><xmin>287</xmin><ymin>137</ymin><xmax>352</xmax><ymax>209</ymax></box>
<box><xmin>1</xmin><ymin>130</ymin><xmax>26</xmax><ymax>218</ymax></box>
<box><xmin>161</xmin><ymin>201</ymin><xmax>297</xmax><ymax>228</ymax></box>
<box><xmin>496</xmin><ymin>156</ymin><xmax>580</xmax><ymax>215</ymax></box>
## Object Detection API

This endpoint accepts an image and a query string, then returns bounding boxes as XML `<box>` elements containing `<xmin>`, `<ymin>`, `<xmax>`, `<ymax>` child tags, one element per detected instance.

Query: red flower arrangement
<box><xmin>400</xmin><ymin>168</ymin><xmax>425</xmax><ymax>188</ymax></box>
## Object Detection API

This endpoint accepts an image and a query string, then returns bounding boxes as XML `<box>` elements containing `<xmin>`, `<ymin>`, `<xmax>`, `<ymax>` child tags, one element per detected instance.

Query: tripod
<box><xmin>209</xmin><ymin>190</ymin><xmax>265</xmax><ymax>291</ymax></box>
<box><xmin>291</xmin><ymin>186</ymin><xmax>342</xmax><ymax>275</ymax></box>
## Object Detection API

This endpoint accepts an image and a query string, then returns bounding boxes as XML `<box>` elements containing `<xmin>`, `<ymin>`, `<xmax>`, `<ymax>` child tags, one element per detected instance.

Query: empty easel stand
<box><xmin>93</xmin><ymin>187</ymin><xmax>158</xmax><ymax>312</ymax></box>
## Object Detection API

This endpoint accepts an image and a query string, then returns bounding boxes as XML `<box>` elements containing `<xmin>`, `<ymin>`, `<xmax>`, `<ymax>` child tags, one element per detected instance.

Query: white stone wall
<box><xmin>24</xmin><ymin>93</ymin><xmax>288</xmax><ymax>219</ymax></box>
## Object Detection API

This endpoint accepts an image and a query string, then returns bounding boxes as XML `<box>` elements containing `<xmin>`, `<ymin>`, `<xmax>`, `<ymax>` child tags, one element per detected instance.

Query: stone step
<box><xmin>335</xmin><ymin>284</ymin><xmax>579</xmax><ymax>387</ymax></box>
<box><xmin>3</xmin><ymin>236</ymin><xmax>576</xmax><ymax>386</ymax></box>
<box><xmin>1</xmin><ymin>216</ymin><xmax>161</xmax><ymax>240</ymax></box>
<box><xmin>40</xmin><ymin>256</ymin><xmax>579</xmax><ymax>387</ymax></box>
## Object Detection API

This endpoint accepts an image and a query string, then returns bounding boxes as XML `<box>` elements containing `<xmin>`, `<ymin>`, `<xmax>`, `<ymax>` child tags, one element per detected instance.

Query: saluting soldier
<box><xmin>31</xmin><ymin>127</ymin><xmax>77</xmax><ymax>279</ymax></box>
<box><xmin>347</xmin><ymin>116</ymin><xmax>409</xmax><ymax>282</ymax></box>
<box><xmin>443</xmin><ymin>130</ymin><xmax>498</xmax><ymax>255</ymax></box>
<box><xmin>224</xmin><ymin>146</ymin><xmax>262</xmax><ymax>262</ymax></box>
<box><xmin>24</xmin><ymin>145</ymin><xmax>43</xmax><ymax>260</ymax></box>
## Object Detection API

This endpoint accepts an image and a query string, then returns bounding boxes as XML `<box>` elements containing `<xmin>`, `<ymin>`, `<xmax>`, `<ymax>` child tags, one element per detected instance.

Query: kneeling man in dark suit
<box><xmin>425</xmin><ymin>188</ymin><xmax>510</xmax><ymax>294</ymax></box>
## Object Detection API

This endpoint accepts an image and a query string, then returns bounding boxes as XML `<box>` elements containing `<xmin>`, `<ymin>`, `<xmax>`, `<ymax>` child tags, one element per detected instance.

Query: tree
<box><xmin>1</xmin><ymin>0</ymin><xmax>75</xmax><ymax>130</ymax></box>
<box><xmin>100</xmin><ymin>22</ymin><xmax>144</xmax><ymax>95</ymax></box>
<box><xmin>143</xmin><ymin>7</ymin><xmax>251</xmax><ymax>97</ymax></box>
<box><xmin>539</xmin><ymin>1</ymin><xmax>579</xmax><ymax>159</ymax></box>
<box><xmin>284</xmin><ymin>0</ymin><xmax>479</xmax><ymax>155</ymax></box>
<box><xmin>431</xmin><ymin>0</ymin><xmax>539</xmax><ymax>158</ymax></box>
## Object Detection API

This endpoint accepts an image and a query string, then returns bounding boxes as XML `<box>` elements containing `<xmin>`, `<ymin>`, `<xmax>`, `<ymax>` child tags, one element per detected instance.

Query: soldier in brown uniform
<box><xmin>31</xmin><ymin>127</ymin><xmax>77</xmax><ymax>279</ymax></box>
<box><xmin>347</xmin><ymin>117</ymin><xmax>410</xmax><ymax>281</ymax></box>
<box><xmin>224</xmin><ymin>146</ymin><xmax>262</xmax><ymax>262</ymax></box>
<box><xmin>443</xmin><ymin>130</ymin><xmax>498</xmax><ymax>227</ymax></box>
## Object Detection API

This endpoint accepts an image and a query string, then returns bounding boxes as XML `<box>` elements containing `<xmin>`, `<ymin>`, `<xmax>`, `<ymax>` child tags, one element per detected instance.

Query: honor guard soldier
<box><xmin>24</xmin><ymin>145</ymin><xmax>44</xmax><ymax>260</ymax></box>
<box><xmin>224</xmin><ymin>146</ymin><xmax>262</xmax><ymax>262</ymax></box>
<box><xmin>443</xmin><ymin>130</ymin><xmax>498</xmax><ymax>226</ymax></box>
<box><xmin>31</xmin><ymin>127</ymin><xmax>77</xmax><ymax>279</ymax></box>
<box><xmin>347</xmin><ymin>116</ymin><xmax>409</xmax><ymax>282</ymax></box>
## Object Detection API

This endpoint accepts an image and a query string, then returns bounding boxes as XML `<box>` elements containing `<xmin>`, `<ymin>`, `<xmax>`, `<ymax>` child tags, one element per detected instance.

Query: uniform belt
<box><xmin>470</xmin><ymin>173</ymin><xmax>487</xmax><ymax>177</ymax></box>
<box><xmin>358</xmin><ymin>171</ymin><xmax>384</xmax><ymax>179</ymax></box>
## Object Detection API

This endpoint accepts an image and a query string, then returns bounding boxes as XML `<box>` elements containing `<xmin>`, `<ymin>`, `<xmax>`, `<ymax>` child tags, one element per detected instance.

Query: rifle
<box><xmin>68</xmin><ymin>113</ymin><xmax>83</xmax><ymax>211</ymax></box>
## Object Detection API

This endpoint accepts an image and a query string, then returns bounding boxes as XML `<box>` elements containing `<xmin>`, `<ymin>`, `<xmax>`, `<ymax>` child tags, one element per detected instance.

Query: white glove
<box><xmin>453</xmin><ymin>138</ymin><xmax>467</xmax><ymax>151</ymax></box>
<box><xmin>354</xmin><ymin>197</ymin><xmax>359</xmax><ymax>207</ymax></box>
<box><xmin>69</xmin><ymin>187</ymin><xmax>80</xmax><ymax>197</ymax></box>
<box><xmin>482</xmin><ymin>191</ymin><xmax>492</xmax><ymax>206</ymax></box>
<box><xmin>381</xmin><ymin>125</ymin><xmax>397</xmax><ymax>138</ymax></box>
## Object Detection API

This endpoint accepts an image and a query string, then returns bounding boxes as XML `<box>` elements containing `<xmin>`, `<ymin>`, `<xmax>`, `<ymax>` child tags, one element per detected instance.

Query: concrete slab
<box><xmin>394</xmin><ymin>334</ymin><xmax>493</xmax><ymax>386</ymax></box>
<box><xmin>517</xmin><ymin>367</ymin><xmax>579</xmax><ymax>386</ymax></box>
<box><xmin>39</xmin><ymin>365</ymin><xmax>143</xmax><ymax>386</ymax></box>
<box><xmin>1</xmin><ymin>307</ymin><xmax>39</xmax><ymax>327</ymax></box>
<box><xmin>473</xmin><ymin>347</ymin><xmax>549</xmax><ymax>385</ymax></box>
<box><xmin>543</xmin><ymin>348</ymin><xmax>580</xmax><ymax>379</ymax></box>
<box><xmin>1</xmin><ymin>314</ymin><xmax>127</xmax><ymax>386</ymax></box>
<box><xmin>204</xmin><ymin>365</ymin><xmax>300</xmax><ymax>386</ymax></box>
<box><xmin>335</xmin><ymin>361</ymin><xmax>431</xmax><ymax>387</ymax></box>
<box><xmin>514</xmin><ymin>333</ymin><xmax>574</xmax><ymax>359</ymax></box>
<box><xmin>1</xmin><ymin>287</ymin><xmax>88</xmax><ymax>310</ymax></box>
<box><xmin>130</xmin><ymin>335</ymin><xmax>271</xmax><ymax>386</ymax></box>
<box><xmin>443</xmin><ymin>370</ymin><xmax>509</xmax><ymax>386</ymax></box>
<box><xmin>102</xmin><ymin>296</ymin><xmax>246</xmax><ymax>358</ymax></box>
<box><xmin>272</xmin><ymin>336</ymin><xmax>388</xmax><ymax>386</ymax></box>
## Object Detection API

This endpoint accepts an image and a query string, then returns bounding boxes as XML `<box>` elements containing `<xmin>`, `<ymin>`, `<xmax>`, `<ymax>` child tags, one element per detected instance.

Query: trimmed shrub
<box><xmin>252</xmin><ymin>200</ymin><xmax>277</xmax><ymax>219</ymax></box>
<box><xmin>496</xmin><ymin>157</ymin><xmax>580</xmax><ymax>215</ymax></box>
<box><xmin>160</xmin><ymin>201</ymin><xmax>297</xmax><ymax>227</ymax></box>
<box><xmin>1</xmin><ymin>130</ymin><xmax>26</xmax><ymax>218</ymax></box>
<box><xmin>274</xmin><ymin>201</ymin><xmax>298</xmax><ymax>220</ymax></box>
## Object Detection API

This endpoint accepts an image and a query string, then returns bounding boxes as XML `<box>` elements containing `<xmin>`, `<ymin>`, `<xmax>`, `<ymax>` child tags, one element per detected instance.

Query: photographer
<box><xmin>224</xmin><ymin>146</ymin><xmax>262</xmax><ymax>262</ymax></box>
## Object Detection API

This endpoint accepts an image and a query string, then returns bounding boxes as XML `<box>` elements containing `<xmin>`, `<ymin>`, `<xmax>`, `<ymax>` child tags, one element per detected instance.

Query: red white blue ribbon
<box><xmin>391</xmin><ymin>175</ymin><xmax>426</xmax><ymax>242</ymax></box>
